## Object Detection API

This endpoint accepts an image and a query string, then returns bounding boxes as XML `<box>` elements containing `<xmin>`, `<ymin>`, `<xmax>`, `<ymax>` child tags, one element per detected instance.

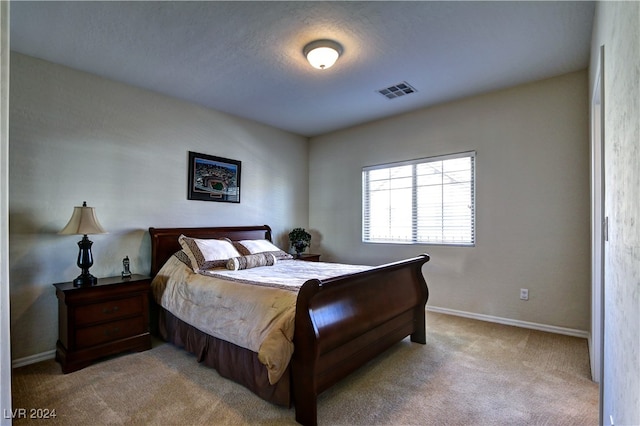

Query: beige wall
<box><xmin>309</xmin><ymin>71</ymin><xmax>590</xmax><ymax>331</ymax></box>
<box><xmin>590</xmin><ymin>2</ymin><xmax>640</xmax><ymax>425</ymax></box>
<box><xmin>8</xmin><ymin>53</ymin><xmax>309</xmax><ymax>360</ymax></box>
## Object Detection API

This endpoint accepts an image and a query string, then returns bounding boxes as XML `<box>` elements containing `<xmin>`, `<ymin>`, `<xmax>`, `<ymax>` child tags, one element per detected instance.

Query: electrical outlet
<box><xmin>520</xmin><ymin>288</ymin><xmax>529</xmax><ymax>300</ymax></box>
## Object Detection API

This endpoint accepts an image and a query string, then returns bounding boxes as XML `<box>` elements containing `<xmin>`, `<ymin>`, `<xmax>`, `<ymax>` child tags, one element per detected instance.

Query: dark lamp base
<box><xmin>73</xmin><ymin>273</ymin><xmax>98</xmax><ymax>287</ymax></box>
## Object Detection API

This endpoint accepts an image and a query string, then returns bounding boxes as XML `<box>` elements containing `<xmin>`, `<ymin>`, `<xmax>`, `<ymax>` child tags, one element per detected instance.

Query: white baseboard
<box><xmin>10</xmin><ymin>308</ymin><xmax>588</xmax><ymax>369</ymax></box>
<box><xmin>12</xmin><ymin>349</ymin><xmax>55</xmax><ymax>369</ymax></box>
<box><xmin>427</xmin><ymin>306</ymin><xmax>589</xmax><ymax>339</ymax></box>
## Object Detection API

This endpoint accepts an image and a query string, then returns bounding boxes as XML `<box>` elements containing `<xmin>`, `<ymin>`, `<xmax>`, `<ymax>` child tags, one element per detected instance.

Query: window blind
<box><xmin>363</xmin><ymin>151</ymin><xmax>475</xmax><ymax>245</ymax></box>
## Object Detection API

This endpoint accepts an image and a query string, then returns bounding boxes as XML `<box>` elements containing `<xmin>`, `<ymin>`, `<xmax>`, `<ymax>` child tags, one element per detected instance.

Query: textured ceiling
<box><xmin>10</xmin><ymin>1</ymin><xmax>595</xmax><ymax>137</ymax></box>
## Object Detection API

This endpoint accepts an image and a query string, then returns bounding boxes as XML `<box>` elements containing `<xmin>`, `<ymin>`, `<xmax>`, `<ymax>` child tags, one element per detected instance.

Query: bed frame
<box><xmin>149</xmin><ymin>225</ymin><xmax>430</xmax><ymax>426</ymax></box>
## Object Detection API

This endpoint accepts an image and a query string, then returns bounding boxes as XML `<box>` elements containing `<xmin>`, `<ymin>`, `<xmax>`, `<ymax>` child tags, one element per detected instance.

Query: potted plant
<box><xmin>289</xmin><ymin>227</ymin><xmax>311</xmax><ymax>257</ymax></box>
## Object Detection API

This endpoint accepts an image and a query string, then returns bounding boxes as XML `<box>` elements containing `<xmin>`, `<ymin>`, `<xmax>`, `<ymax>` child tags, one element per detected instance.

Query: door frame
<box><xmin>0</xmin><ymin>1</ymin><xmax>12</xmax><ymax>423</ymax></box>
<box><xmin>590</xmin><ymin>45</ymin><xmax>605</xmax><ymax>424</ymax></box>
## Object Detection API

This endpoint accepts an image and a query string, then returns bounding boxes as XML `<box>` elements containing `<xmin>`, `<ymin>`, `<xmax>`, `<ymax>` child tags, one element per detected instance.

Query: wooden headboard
<box><xmin>148</xmin><ymin>225</ymin><xmax>272</xmax><ymax>276</ymax></box>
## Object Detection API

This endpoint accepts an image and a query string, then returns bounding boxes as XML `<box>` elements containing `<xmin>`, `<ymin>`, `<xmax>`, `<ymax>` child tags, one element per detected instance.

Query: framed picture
<box><xmin>188</xmin><ymin>151</ymin><xmax>241</xmax><ymax>203</ymax></box>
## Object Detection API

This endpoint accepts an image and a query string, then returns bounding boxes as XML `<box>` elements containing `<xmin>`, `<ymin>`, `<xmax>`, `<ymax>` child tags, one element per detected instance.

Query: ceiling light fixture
<box><xmin>303</xmin><ymin>39</ymin><xmax>343</xmax><ymax>70</ymax></box>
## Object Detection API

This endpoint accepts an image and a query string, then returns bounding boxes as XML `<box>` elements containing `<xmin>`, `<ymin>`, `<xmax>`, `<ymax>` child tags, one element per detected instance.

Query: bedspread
<box><xmin>151</xmin><ymin>255</ymin><xmax>372</xmax><ymax>384</ymax></box>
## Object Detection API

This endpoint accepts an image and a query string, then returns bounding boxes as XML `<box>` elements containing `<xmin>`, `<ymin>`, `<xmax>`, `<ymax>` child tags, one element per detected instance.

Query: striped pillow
<box><xmin>226</xmin><ymin>252</ymin><xmax>277</xmax><ymax>271</ymax></box>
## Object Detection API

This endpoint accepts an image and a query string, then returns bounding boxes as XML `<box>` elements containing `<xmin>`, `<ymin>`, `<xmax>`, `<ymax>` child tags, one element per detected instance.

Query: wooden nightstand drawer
<box><xmin>75</xmin><ymin>296</ymin><xmax>143</xmax><ymax>326</ymax></box>
<box><xmin>54</xmin><ymin>274</ymin><xmax>152</xmax><ymax>373</ymax></box>
<box><xmin>75</xmin><ymin>316</ymin><xmax>146</xmax><ymax>349</ymax></box>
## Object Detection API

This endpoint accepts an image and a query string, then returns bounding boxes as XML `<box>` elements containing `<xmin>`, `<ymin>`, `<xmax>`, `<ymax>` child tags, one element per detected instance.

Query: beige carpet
<box><xmin>11</xmin><ymin>312</ymin><xmax>598</xmax><ymax>425</ymax></box>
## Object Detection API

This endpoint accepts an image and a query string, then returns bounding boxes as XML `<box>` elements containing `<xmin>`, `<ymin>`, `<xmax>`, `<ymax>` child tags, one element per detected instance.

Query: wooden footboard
<box><xmin>292</xmin><ymin>254</ymin><xmax>430</xmax><ymax>426</ymax></box>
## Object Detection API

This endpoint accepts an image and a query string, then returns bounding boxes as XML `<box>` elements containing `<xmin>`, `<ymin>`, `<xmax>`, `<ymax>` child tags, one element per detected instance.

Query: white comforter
<box><xmin>151</xmin><ymin>255</ymin><xmax>372</xmax><ymax>384</ymax></box>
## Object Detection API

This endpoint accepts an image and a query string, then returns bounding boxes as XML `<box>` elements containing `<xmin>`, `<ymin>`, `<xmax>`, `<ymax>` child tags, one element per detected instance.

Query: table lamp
<box><xmin>59</xmin><ymin>201</ymin><xmax>107</xmax><ymax>286</ymax></box>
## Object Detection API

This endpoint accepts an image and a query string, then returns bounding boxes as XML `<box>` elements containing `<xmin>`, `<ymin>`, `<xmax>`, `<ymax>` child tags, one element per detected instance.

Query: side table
<box><xmin>296</xmin><ymin>253</ymin><xmax>321</xmax><ymax>262</ymax></box>
<box><xmin>53</xmin><ymin>274</ymin><xmax>152</xmax><ymax>373</ymax></box>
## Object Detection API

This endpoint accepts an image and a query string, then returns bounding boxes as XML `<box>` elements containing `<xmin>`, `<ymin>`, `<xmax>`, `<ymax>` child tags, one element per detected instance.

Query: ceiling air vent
<box><xmin>377</xmin><ymin>81</ymin><xmax>417</xmax><ymax>100</ymax></box>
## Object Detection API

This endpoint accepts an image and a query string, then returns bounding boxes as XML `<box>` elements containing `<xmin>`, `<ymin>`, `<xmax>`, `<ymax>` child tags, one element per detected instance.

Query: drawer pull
<box><xmin>104</xmin><ymin>327</ymin><xmax>120</xmax><ymax>336</ymax></box>
<box><xmin>102</xmin><ymin>306</ymin><xmax>120</xmax><ymax>314</ymax></box>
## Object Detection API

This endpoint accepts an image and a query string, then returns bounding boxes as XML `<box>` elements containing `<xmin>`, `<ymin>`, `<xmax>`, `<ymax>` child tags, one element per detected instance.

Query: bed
<box><xmin>149</xmin><ymin>225</ymin><xmax>430</xmax><ymax>425</ymax></box>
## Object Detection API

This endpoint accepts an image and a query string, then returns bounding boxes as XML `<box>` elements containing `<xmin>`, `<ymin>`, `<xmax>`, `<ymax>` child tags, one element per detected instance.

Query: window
<box><xmin>362</xmin><ymin>151</ymin><xmax>475</xmax><ymax>245</ymax></box>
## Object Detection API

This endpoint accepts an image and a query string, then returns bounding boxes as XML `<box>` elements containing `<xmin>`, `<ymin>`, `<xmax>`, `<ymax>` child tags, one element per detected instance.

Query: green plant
<box><xmin>289</xmin><ymin>227</ymin><xmax>311</xmax><ymax>254</ymax></box>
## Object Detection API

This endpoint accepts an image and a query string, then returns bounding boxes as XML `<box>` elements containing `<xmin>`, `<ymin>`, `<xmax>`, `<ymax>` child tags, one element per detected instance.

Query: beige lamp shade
<box><xmin>59</xmin><ymin>202</ymin><xmax>107</xmax><ymax>235</ymax></box>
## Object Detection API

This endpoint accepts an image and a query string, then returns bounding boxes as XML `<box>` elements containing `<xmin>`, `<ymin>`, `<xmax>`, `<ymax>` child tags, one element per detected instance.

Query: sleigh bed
<box><xmin>149</xmin><ymin>225</ymin><xmax>429</xmax><ymax>425</ymax></box>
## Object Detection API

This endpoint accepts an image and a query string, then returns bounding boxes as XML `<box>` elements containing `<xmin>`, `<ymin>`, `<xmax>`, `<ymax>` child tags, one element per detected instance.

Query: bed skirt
<box><xmin>156</xmin><ymin>306</ymin><xmax>291</xmax><ymax>407</ymax></box>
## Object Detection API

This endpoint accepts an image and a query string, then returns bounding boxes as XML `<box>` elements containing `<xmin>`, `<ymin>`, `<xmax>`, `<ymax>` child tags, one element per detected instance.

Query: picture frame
<box><xmin>188</xmin><ymin>151</ymin><xmax>241</xmax><ymax>203</ymax></box>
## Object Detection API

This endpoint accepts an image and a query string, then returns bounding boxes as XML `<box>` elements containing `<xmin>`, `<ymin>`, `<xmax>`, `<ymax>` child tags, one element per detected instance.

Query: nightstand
<box><xmin>296</xmin><ymin>253</ymin><xmax>321</xmax><ymax>262</ymax></box>
<box><xmin>53</xmin><ymin>274</ymin><xmax>152</xmax><ymax>373</ymax></box>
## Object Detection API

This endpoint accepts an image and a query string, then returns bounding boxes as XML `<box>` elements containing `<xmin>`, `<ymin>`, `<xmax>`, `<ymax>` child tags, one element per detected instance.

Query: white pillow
<box><xmin>234</xmin><ymin>239</ymin><xmax>293</xmax><ymax>260</ymax></box>
<box><xmin>178</xmin><ymin>235</ymin><xmax>241</xmax><ymax>272</ymax></box>
<box><xmin>237</xmin><ymin>239</ymin><xmax>281</xmax><ymax>254</ymax></box>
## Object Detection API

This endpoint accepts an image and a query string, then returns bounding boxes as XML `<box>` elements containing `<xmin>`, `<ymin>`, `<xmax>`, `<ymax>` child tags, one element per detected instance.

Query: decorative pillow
<box><xmin>172</xmin><ymin>250</ymin><xmax>192</xmax><ymax>268</ymax></box>
<box><xmin>178</xmin><ymin>235</ymin><xmax>241</xmax><ymax>272</ymax></box>
<box><xmin>226</xmin><ymin>252</ymin><xmax>277</xmax><ymax>271</ymax></box>
<box><xmin>233</xmin><ymin>239</ymin><xmax>293</xmax><ymax>260</ymax></box>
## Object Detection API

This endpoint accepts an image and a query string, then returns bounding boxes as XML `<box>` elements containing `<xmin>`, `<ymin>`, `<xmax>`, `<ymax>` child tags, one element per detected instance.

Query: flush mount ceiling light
<box><xmin>303</xmin><ymin>39</ymin><xmax>343</xmax><ymax>70</ymax></box>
